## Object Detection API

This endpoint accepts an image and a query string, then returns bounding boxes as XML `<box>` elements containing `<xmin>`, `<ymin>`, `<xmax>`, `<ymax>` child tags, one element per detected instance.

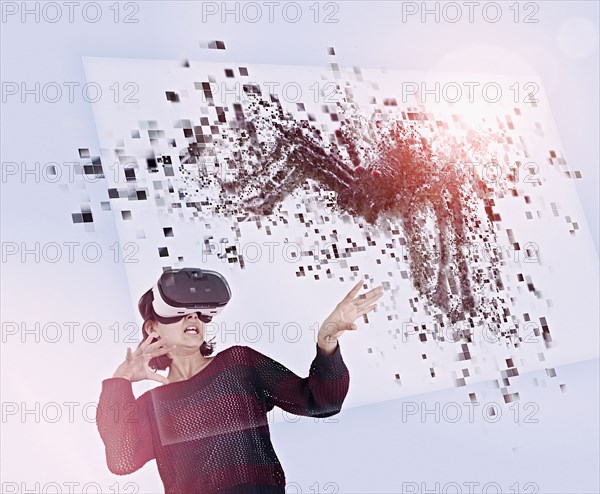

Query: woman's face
<box><xmin>146</xmin><ymin>312</ymin><xmax>207</xmax><ymax>350</ymax></box>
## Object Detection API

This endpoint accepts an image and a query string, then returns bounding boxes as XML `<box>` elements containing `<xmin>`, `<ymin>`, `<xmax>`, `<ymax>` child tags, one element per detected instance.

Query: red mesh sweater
<box><xmin>96</xmin><ymin>343</ymin><xmax>350</xmax><ymax>494</ymax></box>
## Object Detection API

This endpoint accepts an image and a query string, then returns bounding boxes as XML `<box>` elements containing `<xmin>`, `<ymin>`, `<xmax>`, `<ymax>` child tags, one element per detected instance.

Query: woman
<box><xmin>96</xmin><ymin>279</ymin><xmax>384</xmax><ymax>493</ymax></box>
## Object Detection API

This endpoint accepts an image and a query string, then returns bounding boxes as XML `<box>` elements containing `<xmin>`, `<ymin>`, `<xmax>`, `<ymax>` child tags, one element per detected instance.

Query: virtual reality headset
<box><xmin>151</xmin><ymin>268</ymin><xmax>232</xmax><ymax>324</ymax></box>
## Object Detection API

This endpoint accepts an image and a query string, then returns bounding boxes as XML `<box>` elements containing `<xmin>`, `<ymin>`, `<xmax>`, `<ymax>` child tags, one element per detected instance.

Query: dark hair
<box><xmin>137</xmin><ymin>288</ymin><xmax>216</xmax><ymax>371</ymax></box>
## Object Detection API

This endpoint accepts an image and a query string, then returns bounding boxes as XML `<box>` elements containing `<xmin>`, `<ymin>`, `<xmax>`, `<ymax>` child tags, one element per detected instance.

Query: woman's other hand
<box><xmin>112</xmin><ymin>332</ymin><xmax>175</xmax><ymax>384</ymax></box>
<box><xmin>317</xmin><ymin>280</ymin><xmax>384</xmax><ymax>354</ymax></box>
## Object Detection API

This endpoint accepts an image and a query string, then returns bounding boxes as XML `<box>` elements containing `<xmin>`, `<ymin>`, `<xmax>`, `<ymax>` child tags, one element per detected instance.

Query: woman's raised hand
<box><xmin>112</xmin><ymin>332</ymin><xmax>175</xmax><ymax>385</ymax></box>
<box><xmin>317</xmin><ymin>280</ymin><xmax>384</xmax><ymax>349</ymax></box>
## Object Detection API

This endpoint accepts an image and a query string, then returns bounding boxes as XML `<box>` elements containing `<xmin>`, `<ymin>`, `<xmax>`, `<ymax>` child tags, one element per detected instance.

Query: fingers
<box><xmin>133</xmin><ymin>338</ymin><xmax>174</xmax><ymax>362</ymax></box>
<box><xmin>147</xmin><ymin>344</ymin><xmax>176</xmax><ymax>359</ymax></box>
<box><xmin>136</xmin><ymin>332</ymin><xmax>165</xmax><ymax>355</ymax></box>
<box><xmin>343</xmin><ymin>280</ymin><xmax>364</xmax><ymax>302</ymax></box>
<box><xmin>354</xmin><ymin>286</ymin><xmax>384</xmax><ymax>307</ymax></box>
<box><xmin>146</xmin><ymin>371</ymin><xmax>170</xmax><ymax>385</ymax></box>
<box><xmin>356</xmin><ymin>304</ymin><xmax>377</xmax><ymax>316</ymax></box>
<box><xmin>347</xmin><ymin>282</ymin><xmax>383</xmax><ymax>300</ymax></box>
<box><xmin>370</xmin><ymin>285</ymin><xmax>385</xmax><ymax>296</ymax></box>
<box><xmin>145</xmin><ymin>338</ymin><xmax>170</xmax><ymax>353</ymax></box>
<box><xmin>364</xmin><ymin>284</ymin><xmax>384</xmax><ymax>298</ymax></box>
<box><xmin>138</xmin><ymin>332</ymin><xmax>158</xmax><ymax>353</ymax></box>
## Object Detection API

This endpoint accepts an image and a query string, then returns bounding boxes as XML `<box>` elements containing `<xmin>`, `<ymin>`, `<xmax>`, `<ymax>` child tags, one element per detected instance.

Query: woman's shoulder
<box><xmin>219</xmin><ymin>344</ymin><xmax>263</xmax><ymax>364</ymax></box>
<box><xmin>220</xmin><ymin>344</ymin><xmax>250</xmax><ymax>359</ymax></box>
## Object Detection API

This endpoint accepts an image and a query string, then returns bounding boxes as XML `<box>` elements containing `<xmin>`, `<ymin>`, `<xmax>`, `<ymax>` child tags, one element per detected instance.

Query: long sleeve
<box><xmin>245</xmin><ymin>342</ymin><xmax>350</xmax><ymax>418</ymax></box>
<box><xmin>95</xmin><ymin>377</ymin><xmax>155</xmax><ymax>475</ymax></box>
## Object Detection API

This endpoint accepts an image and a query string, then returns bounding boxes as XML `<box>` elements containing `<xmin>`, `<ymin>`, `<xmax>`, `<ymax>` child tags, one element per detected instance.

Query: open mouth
<box><xmin>184</xmin><ymin>325</ymin><xmax>200</xmax><ymax>335</ymax></box>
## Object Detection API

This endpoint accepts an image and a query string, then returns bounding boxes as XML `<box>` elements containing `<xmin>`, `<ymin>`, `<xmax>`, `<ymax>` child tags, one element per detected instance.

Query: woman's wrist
<box><xmin>317</xmin><ymin>337</ymin><xmax>338</xmax><ymax>356</ymax></box>
<box><xmin>112</xmin><ymin>370</ymin><xmax>132</xmax><ymax>381</ymax></box>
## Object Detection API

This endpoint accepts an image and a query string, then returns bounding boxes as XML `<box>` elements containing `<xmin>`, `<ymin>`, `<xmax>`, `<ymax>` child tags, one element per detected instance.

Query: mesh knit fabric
<box><xmin>96</xmin><ymin>343</ymin><xmax>350</xmax><ymax>493</ymax></box>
